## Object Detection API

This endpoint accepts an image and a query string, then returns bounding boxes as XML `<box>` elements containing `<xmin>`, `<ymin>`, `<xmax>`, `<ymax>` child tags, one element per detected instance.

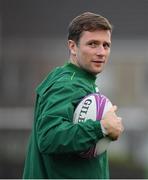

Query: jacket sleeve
<box><xmin>35</xmin><ymin>80</ymin><xmax>104</xmax><ymax>154</ymax></box>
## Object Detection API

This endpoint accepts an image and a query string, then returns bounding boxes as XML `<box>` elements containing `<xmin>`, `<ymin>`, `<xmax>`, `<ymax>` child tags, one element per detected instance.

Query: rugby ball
<box><xmin>73</xmin><ymin>93</ymin><xmax>112</xmax><ymax>158</ymax></box>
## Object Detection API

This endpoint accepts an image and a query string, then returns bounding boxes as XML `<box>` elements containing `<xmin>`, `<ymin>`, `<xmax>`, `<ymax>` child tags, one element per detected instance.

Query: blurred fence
<box><xmin>0</xmin><ymin>106</ymin><xmax>147</xmax><ymax>178</ymax></box>
<box><xmin>0</xmin><ymin>37</ymin><xmax>148</xmax><ymax>178</ymax></box>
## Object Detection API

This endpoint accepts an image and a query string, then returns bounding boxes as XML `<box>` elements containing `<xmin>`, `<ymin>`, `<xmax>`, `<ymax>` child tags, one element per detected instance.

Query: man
<box><xmin>23</xmin><ymin>12</ymin><xmax>124</xmax><ymax>179</ymax></box>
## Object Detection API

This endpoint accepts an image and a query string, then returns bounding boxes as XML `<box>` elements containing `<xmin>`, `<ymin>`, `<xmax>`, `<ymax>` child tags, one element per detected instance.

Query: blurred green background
<box><xmin>0</xmin><ymin>0</ymin><xmax>148</xmax><ymax>178</ymax></box>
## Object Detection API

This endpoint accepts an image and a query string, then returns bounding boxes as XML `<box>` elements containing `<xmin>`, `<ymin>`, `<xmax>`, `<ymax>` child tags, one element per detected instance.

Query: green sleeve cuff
<box><xmin>94</xmin><ymin>121</ymin><xmax>104</xmax><ymax>140</ymax></box>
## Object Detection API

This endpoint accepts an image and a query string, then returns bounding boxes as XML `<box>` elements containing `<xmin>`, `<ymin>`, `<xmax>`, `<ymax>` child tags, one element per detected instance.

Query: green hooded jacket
<box><xmin>23</xmin><ymin>62</ymin><xmax>109</xmax><ymax>179</ymax></box>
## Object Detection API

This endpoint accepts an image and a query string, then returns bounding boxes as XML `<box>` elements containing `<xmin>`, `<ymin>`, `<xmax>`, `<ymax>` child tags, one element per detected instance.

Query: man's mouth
<box><xmin>92</xmin><ymin>60</ymin><xmax>105</xmax><ymax>64</ymax></box>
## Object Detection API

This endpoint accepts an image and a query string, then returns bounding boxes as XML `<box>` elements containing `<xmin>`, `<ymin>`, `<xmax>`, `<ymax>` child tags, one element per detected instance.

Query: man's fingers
<box><xmin>117</xmin><ymin>117</ymin><xmax>122</xmax><ymax>121</ymax></box>
<box><xmin>117</xmin><ymin>117</ymin><xmax>124</xmax><ymax>132</ymax></box>
<box><xmin>109</xmin><ymin>105</ymin><xmax>117</xmax><ymax>112</ymax></box>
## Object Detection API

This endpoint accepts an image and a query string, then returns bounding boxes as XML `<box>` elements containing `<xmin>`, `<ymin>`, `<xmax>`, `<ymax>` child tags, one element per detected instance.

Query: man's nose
<box><xmin>96</xmin><ymin>45</ymin><xmax>105</xmax><ymax>55</ymax></box>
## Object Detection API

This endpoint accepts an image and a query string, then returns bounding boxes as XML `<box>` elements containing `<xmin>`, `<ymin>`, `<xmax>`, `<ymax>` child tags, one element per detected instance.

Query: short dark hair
<box><xmin>68</xmin><ymin>12</ymin><xmax>113</xmax><ymax>45</ymax></box>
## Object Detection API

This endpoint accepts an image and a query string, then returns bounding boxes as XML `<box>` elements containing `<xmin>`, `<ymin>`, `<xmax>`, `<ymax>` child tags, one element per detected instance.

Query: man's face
<box><xmin>69</xmin><ymin>30</ymin><xmax>111</xmax><ymax>75</ymax></box>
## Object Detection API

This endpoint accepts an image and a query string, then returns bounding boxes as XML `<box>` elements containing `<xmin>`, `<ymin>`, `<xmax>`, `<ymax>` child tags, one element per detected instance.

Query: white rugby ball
<box><xmin>73</xmin><ymin>93</ymin><xmax>112</xmax><ymax>158</ymax></box>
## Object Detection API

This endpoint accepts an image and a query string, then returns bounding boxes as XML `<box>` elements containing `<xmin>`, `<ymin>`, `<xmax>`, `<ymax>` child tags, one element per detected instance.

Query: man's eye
<box><xmin>88</xmin><ymin>42</ymin><xmax>97</xmax><ymax>48</ymax></box>
<box><xmin>103</xmin><ymin>43</ymin><xmax>111</xmax><ymax>49</ymax></box>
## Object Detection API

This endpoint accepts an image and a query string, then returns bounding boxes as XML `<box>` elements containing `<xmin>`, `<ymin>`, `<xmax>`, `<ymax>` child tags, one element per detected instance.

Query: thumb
<box><xmin>109</xmin><ymin>105</ymin><xmax>117</xmax><ymax>112</ymax></box>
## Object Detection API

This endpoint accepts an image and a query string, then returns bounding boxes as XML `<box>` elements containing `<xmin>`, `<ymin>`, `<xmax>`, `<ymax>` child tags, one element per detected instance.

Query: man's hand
<box><xmin>101</xmin><ymin>105</ymin><xmax>124</xmax><ymax>140</ymax></box>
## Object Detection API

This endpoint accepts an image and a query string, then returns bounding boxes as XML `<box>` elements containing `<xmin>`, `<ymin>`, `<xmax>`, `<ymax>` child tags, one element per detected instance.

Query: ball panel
<box><xmin>73</xmin><ymin>95</ymin><xmax>97</xmax><ymax>123</ymax></box>
<box><xmin>95</xmin><ymin>94</ymin><xmax>107</xmax><ymax>121</ymax></box>
<box><xmin>94</xmin><ymin>137</ymin><xmax>111</xmax><ymax>156</ymax></box>
<box><xmin>73</xmin><ymin>93</ymin><xmax>113</xmax><ymax>158</ymax></box>
<box><xmin>102</xmin><ymin>100</ymin><xmax>112</xmax><ymax>118</ymax></box>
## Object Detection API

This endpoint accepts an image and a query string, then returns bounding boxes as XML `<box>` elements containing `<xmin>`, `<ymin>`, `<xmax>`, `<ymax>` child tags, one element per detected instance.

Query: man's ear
<box><xmin>68</xmin><ymin>40</ymin><xmax>77</xmax><ymax>56</ymax></box>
